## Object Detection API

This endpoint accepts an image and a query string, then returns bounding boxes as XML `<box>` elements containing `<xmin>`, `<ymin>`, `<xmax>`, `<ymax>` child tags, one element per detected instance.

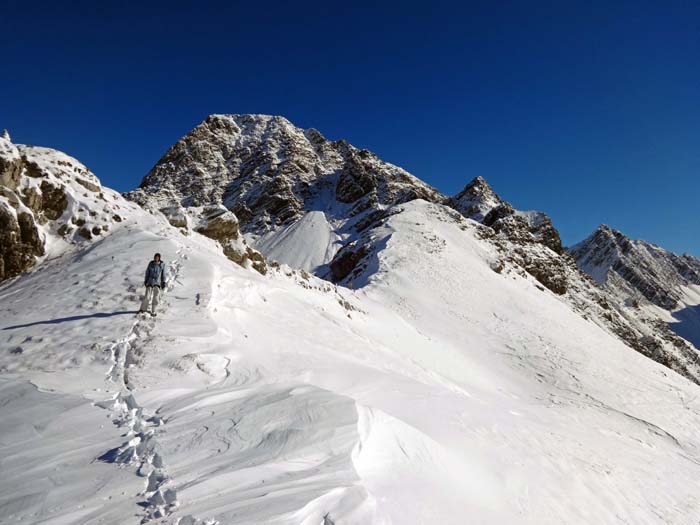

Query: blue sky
<box><xmin>2</xmin><ymin>1</ymin><xmax>699</xmax><ymax>254</ymax></box>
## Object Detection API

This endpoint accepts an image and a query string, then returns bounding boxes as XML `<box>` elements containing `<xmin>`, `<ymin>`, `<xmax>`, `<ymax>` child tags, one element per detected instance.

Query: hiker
<box><xmin>139</xmin><ymin>253</ymin><xmax>166</xmax><ymax>316</ymax></box>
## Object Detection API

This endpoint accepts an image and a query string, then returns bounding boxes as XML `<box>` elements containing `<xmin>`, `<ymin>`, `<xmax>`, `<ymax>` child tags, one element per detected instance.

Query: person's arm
<box><xmin>161</xmin><ymin>264</ymin><xmax>166</xmax><ymax>288</ymax></box>
<box><xmin>144</xmin><ymin>262</ymin><xmax>151</xmax><ymax>286</ymax></box>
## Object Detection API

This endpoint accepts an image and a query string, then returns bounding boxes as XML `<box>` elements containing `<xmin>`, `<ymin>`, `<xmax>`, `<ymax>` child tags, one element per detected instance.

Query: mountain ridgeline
<box><xmin>122</xmin><ymin>114</ymin><xmax>700</xmax><ymax>384</ymax></box>
<box><xmin>1</xmin><ymin>115</ymin><xmax>698</xmax><ymax>385</ymax></box>
<box><xmin>571</xmin><ymin>224</ymin><xmax>700</xmax><ymax>310</ymax></box>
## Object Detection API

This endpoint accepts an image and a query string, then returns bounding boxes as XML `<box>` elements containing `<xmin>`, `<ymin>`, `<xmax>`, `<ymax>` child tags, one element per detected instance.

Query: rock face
<box><xmin>125</xmin><ymin>114</ymin><xmax>443</xmax><ymax>238</ymax></box>
<box><xmin>0</xmin><ymin>132</ymin><xmax>127</xmax><ymax>282</ymax></box>
<box><xmin>447</xmin><ymin>176</ymin><xmax>566</xmax><ymax>294</ymax></box>
<box><xmin>571</xmin><ymin>225</ymin><xmax>700</xmax><ymax>310</ymax></box>
<box><xmin>571</xmin><ymin>225</ymin><xmax>700</xmax><ymax>355</ymax></box>
<box><xmin>0</xmin><ymin>207</ymin><xmax>43</xmax><ymax>281</ymax></box>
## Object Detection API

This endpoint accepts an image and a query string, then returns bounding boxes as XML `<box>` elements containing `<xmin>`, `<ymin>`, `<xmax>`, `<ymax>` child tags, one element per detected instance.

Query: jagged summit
<box><xmin>571</xmin><ymin>224</ymin><xmax>700</xmax><ymax>310</ymax></box>
<box><xmin>126</xmin><ymin>113</ymin><xmax>442</xmax><ymax>236</ymax></box>
<box><xmin>1</xmin><ymin>129</ymin><xmax>9</xmax><ymax>141</ymax></box>
<box><xmin>448</xmin><ymin>175</ymin><xmax>504</xmax><ymax>222</ymax></box>
<box><xmin>447</xmin><ymin>175</ymin><xmax>563</xmax><ymax>256</ymax></box>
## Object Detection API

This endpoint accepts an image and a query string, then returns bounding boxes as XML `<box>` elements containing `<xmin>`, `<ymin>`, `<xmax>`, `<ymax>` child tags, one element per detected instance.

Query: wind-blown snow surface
<box><xmin>2</xmin><ymin>200</ymin><xmax>700</xmax><ymax>524</ymax></box>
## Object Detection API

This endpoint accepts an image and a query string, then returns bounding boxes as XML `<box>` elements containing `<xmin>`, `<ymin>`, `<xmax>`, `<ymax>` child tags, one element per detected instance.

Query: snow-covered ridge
<box><xmin>3</xmin><ymin>192</ymin><xmax>700</xmax><ymax>523</ymax></box>
<box><xmin>571</xmin><ymin>224</ymin><xmax>700</xmax><ymax>350</ymax></box>
<box><xmin>123</xmin><ymin>115</ymin><xmax>700</xmax><ymax>386</ymax></box>
<box><xmin>571</xmin><ymin>224</ymin><xmax>700</xmax><ymax>308</ymax></box>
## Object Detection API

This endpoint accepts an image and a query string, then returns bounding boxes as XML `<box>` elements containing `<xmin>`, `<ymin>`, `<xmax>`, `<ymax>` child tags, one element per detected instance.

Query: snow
<box><xmin>2</xmin><ymin>197</ymin><xmax>700</xmax><ymax>524</ymax></box>
<box><xmin>253</xmin><ymin>211</ymin><xmax>341</xmax><ymax>272</ymax></box>
<box><xmin>515</xmin><ymin>209</ymin><xmax>547</xmax><ymax>228</ymax></box>
<box><xmin>0</xmin><ymin>133</ymin><xmax>20</xmax><ymax>164</ymax></box>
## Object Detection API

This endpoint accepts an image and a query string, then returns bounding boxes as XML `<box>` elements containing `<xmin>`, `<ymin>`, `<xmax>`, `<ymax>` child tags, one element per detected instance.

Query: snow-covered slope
<box><xmin>3</xmin><ymin>194</ymin><xmax>700</xmax><ymax>523</ymax></box>
<box><xmin>4</xmin><ymin>128</ymin><xmax>700</xmax><ymax>524</ymax></box>
<box><xmin>572</xmin><ymin>225</ymin><xmax>700</xmax><ymax>349</ymax></box>
<box><xmin>125</xmin><ymin>115</ymin><xmax>700</xmax><ymax>385</ymax></box>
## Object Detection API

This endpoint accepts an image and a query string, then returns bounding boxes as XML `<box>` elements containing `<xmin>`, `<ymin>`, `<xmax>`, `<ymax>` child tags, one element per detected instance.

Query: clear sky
<box><xmin>2</xmin><ymin>1</ymin><xmax>699</xmax><ymax>254</ymax></box>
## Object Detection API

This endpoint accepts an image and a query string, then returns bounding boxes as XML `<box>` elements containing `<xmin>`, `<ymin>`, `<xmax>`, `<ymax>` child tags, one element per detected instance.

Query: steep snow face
<box><xmin>3</xmin><ymin>198</ymin><xmax>700</xmax><ymax>523</ymax></box>
<box><xmin>571</xmin><ymin>225</ymin><xmax>700</xmax><ymax>348</ymax></box>
<box><xmin>254</xmin><ymin>210</ymin><xmax>342</xmax><ymax>271</ymax></box>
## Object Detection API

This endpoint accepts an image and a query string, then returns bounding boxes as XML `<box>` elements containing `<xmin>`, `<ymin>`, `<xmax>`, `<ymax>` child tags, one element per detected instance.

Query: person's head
<box><xmin>154</xmin><ymin>253</ymin><xmax>161</xmax><ymax>262</ymax></box>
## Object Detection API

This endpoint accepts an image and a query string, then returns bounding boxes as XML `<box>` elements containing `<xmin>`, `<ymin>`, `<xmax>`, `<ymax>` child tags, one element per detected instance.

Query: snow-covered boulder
<box><xmin>192</xmin><ymin>205</ymin><xmax>266</xmax><ymax>274</ymax></box>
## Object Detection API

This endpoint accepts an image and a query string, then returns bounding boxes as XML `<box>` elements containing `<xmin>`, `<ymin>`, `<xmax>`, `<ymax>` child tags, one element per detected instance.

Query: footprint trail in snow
<box><xmin>94</xmin><ymin>245</ymin><xmax>212</xmax><ymax>524</ymax></box>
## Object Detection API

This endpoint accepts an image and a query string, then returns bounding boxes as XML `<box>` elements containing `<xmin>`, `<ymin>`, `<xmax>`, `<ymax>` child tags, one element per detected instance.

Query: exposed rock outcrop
<box><xmin>447</xmin><ymin>177</ymin><xmax>566</xmax><ymax>294</ymax></box>
<box><xmin>0</xmin><ymin>205</ymin><xmax>44</xmax><ymax>281</ymax></box>
<box><xmin>0</xmin><ymin>132</ymin><xmax>126</xmax><ymax>283</ymax></box>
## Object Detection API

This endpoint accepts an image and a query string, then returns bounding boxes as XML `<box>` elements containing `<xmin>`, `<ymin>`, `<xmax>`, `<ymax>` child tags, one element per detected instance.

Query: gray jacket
<box><xmin>145</xmin><ymin>260</ymin><xmax>166</xmax><ymax>287</ymax></box>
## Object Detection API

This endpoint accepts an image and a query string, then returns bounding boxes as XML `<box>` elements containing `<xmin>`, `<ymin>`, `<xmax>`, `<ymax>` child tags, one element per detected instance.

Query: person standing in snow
<box><xmin>139</xmin><ymin>253</ymin><xmax>166</xmax><ymax>316</ymax></box>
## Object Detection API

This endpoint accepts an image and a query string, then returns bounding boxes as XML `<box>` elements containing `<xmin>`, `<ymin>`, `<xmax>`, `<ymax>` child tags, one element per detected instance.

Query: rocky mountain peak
<box><xmin>126</xmin><ymin>114</ymin><xmax>442</xmax><ymax>236</ymax></box>
<box><xmin>446</xmin><ymin>175</ymin><xmax>563</xmax><ymax>257</ymax></box>
<box><xmin>1</xmin><ymin>129</ymin><xmax>10</xmax><ymax>141</ymax></box>
<box><xmin>571</xmin><ymin>225</ymin><xmax>700</xmax><ymax>310</ymax></box>
<box><xmin>448</xmin><ymin>176</ymin><xmax>504</xmax><ymax>222</ymax></box>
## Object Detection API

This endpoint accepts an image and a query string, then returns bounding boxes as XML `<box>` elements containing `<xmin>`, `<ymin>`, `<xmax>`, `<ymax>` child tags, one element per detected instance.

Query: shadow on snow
<box><xmin>3</xmin><ymin>311</ymin><xmax>137</xmax><ymax>330</ymax></box>
<box><xmin>669</xmin><ymin>303</ymin><xmax>700</xmax><ymax>350</ymax></box>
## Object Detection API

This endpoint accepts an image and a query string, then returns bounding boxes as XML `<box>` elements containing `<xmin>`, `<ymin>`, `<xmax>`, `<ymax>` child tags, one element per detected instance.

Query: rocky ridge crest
<box><xmin>0</xmin><ymin>132</ymin><xmax>128</xmax><ymax>282</ymax></box>
<box><xmin>571</xmin><ymin>224</ymin><xmax>700</xmax><ymax>310</ymax></box>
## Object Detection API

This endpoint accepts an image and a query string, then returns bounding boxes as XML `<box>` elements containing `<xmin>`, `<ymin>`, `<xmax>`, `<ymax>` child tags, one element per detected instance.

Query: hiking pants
<box><xmin>141</xmin><ymin>285</ymin><xmax>161</xmax><ymax>313</ymax></box>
